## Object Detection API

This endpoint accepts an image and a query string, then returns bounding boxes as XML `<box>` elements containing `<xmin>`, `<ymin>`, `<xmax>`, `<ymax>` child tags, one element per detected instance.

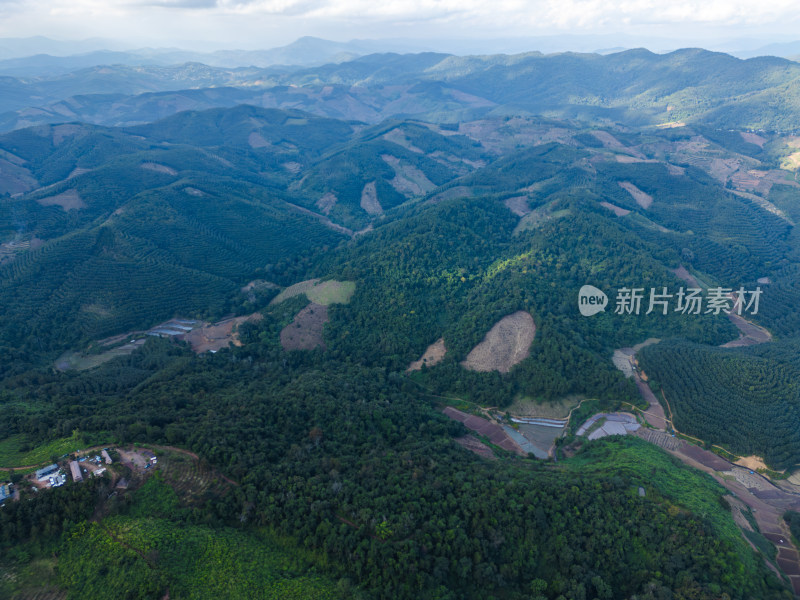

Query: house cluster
<box><xmin>36</xmin><ymin>463</ymin><xmax>67</xmax><ymax>488</ymax></box>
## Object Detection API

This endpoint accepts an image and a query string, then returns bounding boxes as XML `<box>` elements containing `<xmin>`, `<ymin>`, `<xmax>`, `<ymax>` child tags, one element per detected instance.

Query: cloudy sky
<box><xmin>1</xmin><ymin>0</ymin><xmax>799</xmax><ymax>52</ymax></box>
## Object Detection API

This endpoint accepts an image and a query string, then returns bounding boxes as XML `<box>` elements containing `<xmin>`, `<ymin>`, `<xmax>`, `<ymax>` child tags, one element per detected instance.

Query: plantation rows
<box><xmin>639</xmin><ymin>339</ymin><xmax>800</xmax><ymax>469</ymax></box>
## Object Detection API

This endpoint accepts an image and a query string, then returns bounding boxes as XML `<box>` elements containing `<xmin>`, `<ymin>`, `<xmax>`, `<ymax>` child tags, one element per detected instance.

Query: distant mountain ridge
<box><xmin>2</xmin><ymin>47</ymin><xmax>800</xmax><ymax>131</ymax></box>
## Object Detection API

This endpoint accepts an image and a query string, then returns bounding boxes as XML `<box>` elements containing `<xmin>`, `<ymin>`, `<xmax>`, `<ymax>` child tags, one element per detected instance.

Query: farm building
<box><xmin>0</xmin><ymin>483</ymin><xmax>12</xmax><ymax>502</ymax></box>
<box><xmin>69</xmin><ymin>460</ymin><xmax>83</xmax><ymax>482</ymax></box>
<box><xmin>101</xmin><ymin>449</ymin><xmax>113</xmax><ymax>464</ymax></box>
<box><xmin>36</xmin><ymin>464</ymin><xmax>58</xmax><ymax>480</ymax></box>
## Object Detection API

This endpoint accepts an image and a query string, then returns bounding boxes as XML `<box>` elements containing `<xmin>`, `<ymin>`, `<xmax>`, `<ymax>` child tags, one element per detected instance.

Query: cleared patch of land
<box><xmin>382</xmin><ymin>128</ymin><xmax>423</xmax><ymax>153</ymax></box>
<box><xmin>240</xmin><ymin>279</ymin><xmax>278</xmax><ymax>302</ymax></box>
<box><xmin>618</xmin><ymin>181</ymin><xmax>653</xmax><ymax>209</ymax></box>
<box><xmin>140</xmin><ymin>162</ymin><xmax>177</xmax><ymax>176</ymax></box>
<box><xmin>503</xmin><ymin>196</ymin><xmax>531</xmax><ymax>216</ymax></box>
<box><xmin>280</xmin><ymin>303</ymin><xmax>328</xmax><ymax>351</ymax></box>
<box><xmin>740</xmin><ymin>132</ymin><xmax>767</xmax><ymax>147</ymax></box>
<box><xmin>248</xmin><ymin>131</ymin><xmax>271</xmax><ymax>148</ymax></box>
<box><xmin>0</xmin><ymin>157</ymin><xmax>38</xmax><ymax>194</ymax></box>
<box><xmin>181</xmin><ymin>313</ymin><xmax>263</xmax><ymax>353</ymax></box>
<box><xmin>360</xmin><ymin>181</ymin><xmax>383</xmax><ymax>215</ymax></box>
<box><xmin>270</xmin><ymin>278</ymin><xmax>355</xmax><ymax>306</ymax></box>
<box><xmin>381</xmin><ymin>154</ymin><xmax>435</xmax><ymax>196</ymax></box>
<box><xmin>513</xmin><ymin>205</ymin><xmax>570</xmax><ymax>234</ymax></box>
<box><xmin>37</xmin><ymin>189</ymin><xmax>86</xmax><ymax>211</ymax></box>
<box><xmin>506</xmin><ymin>395</ymin><xmax>580</xmax><ymax>419</ymax></box>
<box><xmin>316</xmin><ymin>192</ymin><xmax>337</xmax><ymax>215</ymax></box>
<box><xmin>599</xmin><ymin>201</ymin><xmax>630</xmax><ymax>216</ymax></box>
<box><xmin>407</xmin><ymin>338</ymin><xmax>446</xmax><ymax>372</ymax></box>
<box><xmin>454</xmin><ymin>435</ymin><xmax>495</xmax><ymax>459</ymax></box>
<box><xmin>55</xmin><ymin>339</ymin><xmax>147</xmax><ymax>371</ymax></box>
<box><xmin>442</xmin><ymin>407</ymin><xmax>525</xmax><ymax>455</ymax></box>
<box><xmin>461</xmin><ymin>311</ymin><xmax>535</xmax><ymax>373</ymax></box>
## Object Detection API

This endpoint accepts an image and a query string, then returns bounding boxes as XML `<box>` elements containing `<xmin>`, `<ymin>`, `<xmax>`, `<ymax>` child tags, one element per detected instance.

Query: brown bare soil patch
<box><xmin>37</xmin><ymin>189</ymin><xmax>86</xmax><ymax>211</ymax></box>
<box><xmin>407</xmin><ymin>338</ymin><xmax>446</xmax><ymax>372</ymax></box>
<box><xmin>442</xmin><ymin>407</ymin><xmax>525</xmax><ymax>455</ymax></box>
<box><xmin>461</xmin><ymin>311</ymin><xmax>535</xmax><ymax>373</ymax></box>
<box><xmin>740</xmin><ymin>132</ymin><xmax>767</xmax><ymax>147</ymax></box>
<box><xmin>618</xmin><ymin>181</ymin><xmax>653</xmax><ymax>209</ymax></box>
<box><xmin>316</xmin><ymin>192</ymin><xmax>337</xmax><ymax>215</ymax></box>
<box><xmin>181</xmin><ymin>313</ymin><xmax>263</xmax><ymax>353</ymax></box>
<box><xmin>280</xmin><ymin>302</ymin><xmax>328</xmax><ymax>351</ymax></box>
<box><xmin>503</xmin><ymin>196</ymin><xmax>531</xmax><ymax>216</ymax></box>
<box><xmin>282</xmin><ymin>161</ymin><xmax>302</xmax><ymax>174</ymax></box>
<box><xmin>141</xmin><ymin>162</ymin><xmax>177</xmax><ymax>176</ymax></box>
<box><xmin>454</xmin><ymin>435</ymin><xmax>496</xmax><ymax>459</ymax></box>
<box><xmin>381</xmin><ymin>154</ymin><xmax>435</xmax><ymax>196</ymax></box>
<box><xmin>184</xmin><ymin>187</ymin><xmax>204</xmax><ymax>197</ymax></box>
<box><xmin>360</xmin><ymin>181</ymin><xmax>383</xmax><ymax>215</ymax></box>
<box><xmin>599</xmin><ymin>201</ymin><xmax>630</xmax><ymax>216</ymax></box>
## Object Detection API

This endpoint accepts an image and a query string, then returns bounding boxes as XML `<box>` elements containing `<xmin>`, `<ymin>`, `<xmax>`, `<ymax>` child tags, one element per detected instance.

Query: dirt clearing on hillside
<box><xmin>182</xmin><ymin>313</ymin><xmax>262</xmax><ymax>353</ymax></box>
<box><xmin>503</xmin><ymin>196</ymin><xmax>531</xmax><ymax>216</ymax></box>
<box><xmin>37</xmin><ymin>189</ymin><xmax>86</xmax><ymax>211</ymax></box>
<box><xmin>360</xmin><ymin>181</ymin><xmax>383</xmax><ymax>215</ymax></box>
<box><xmin>454</xmin><ymin>435</ymin><xmax>495</xmax><ymax>459</ymax></box>
<box><xmin>740</xmin><ymin>132</ymin><xmax>767</xmax><ymax>147</ymax></box>
<box><xmin>618</xmin><ymin>181</ymin><xmax>653</xmax><ymax>209</ymax></box>
<box><xmin>381</xmin><ymin>154</ymin><xmax>435</xmax><ymax>196</ymax></box>
<box><xmin>600</xmin><ymin>201</ymin><xmax>630</xmax><ymax>216</ymax></box>
<box><xmin>316</xmin><ymin>192</ymin><xmax>337</xmax><ymax>215</ymax></box>
<box><xmin>407</xmin><ymin>338</ymin><xmax>446</xmax><ymax>372</ymax></box>
<box><xmin>141</xmin><ymin>162</ymin><xmax>177</xmax><ymax>176</ymax></box>
<box><xmin>280</xmin><ymin>303</ymin><xmax>328</xmax><ymax>350</ymax></box>
<box><xmin>507</xmin><ymin>395</ymin><xmax>580</xmax><ymax>419</ymax></box>
<box><xmin>461</xmin><ymin>311</ymin><xmax>535</xmax><ymax>373</ymax></box>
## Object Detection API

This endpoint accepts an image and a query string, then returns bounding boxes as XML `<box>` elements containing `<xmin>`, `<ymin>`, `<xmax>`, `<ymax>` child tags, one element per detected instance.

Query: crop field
<box><xmin>0</xmin><ymin>434</ymin><xmax>83</xmax><ymax>469</ymax></box>
<box><xmin>270</xmin><ymin>278</ymin><xmax>355</xmax><ymax>306</ymax></box>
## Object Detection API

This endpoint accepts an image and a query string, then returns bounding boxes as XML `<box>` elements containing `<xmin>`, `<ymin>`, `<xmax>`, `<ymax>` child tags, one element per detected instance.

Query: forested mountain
<box><xmin>3</xmin><ymin>44</ymin><xmax>800</xmax><ymax>599</ymax></box>
<box><xmin>3</xmin><ymin>48</ymin><xmax>800</xmax><ymax>131</ymax></box>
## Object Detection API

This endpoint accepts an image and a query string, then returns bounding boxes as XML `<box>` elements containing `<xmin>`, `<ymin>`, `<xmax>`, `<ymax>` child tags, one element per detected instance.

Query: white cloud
<box><xmin>0</xmin><ymin>0</ymin><xmax>799</xmax><ymax>48</ymax></box>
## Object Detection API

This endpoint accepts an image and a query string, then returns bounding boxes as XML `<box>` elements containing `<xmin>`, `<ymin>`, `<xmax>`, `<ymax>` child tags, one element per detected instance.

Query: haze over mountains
<box><xmin>2</xmin><ymin>43</ymin><xmax>800</xmax><ymax>136</ymax></box>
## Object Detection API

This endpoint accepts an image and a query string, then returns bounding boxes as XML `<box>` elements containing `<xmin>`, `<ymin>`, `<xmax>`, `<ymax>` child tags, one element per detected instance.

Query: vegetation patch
<box><xmin>270</xmin><ymin>279</ymin><xmax>355</xmax><ymax>306</ymax></box>
<box><xmin>0</xmin><ymin>433</ymin><xmax>84</xmax><ymax>469</ymax></box>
